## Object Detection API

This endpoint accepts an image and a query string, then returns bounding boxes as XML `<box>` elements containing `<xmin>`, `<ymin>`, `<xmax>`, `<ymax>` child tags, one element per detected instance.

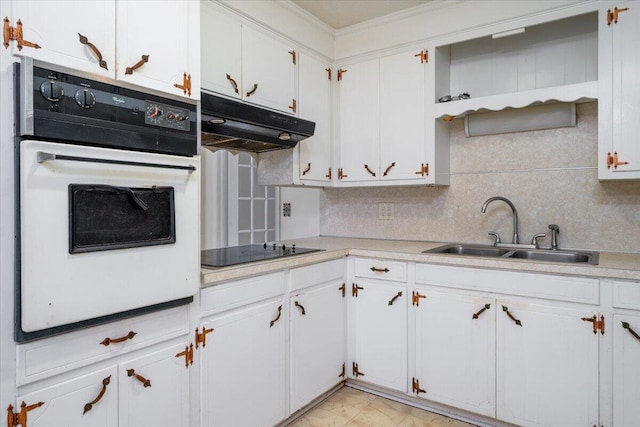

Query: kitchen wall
<box><xmin>320</xmin><ymin>102</ymin><xmax>640</xmax><ymax>253</ymax></box>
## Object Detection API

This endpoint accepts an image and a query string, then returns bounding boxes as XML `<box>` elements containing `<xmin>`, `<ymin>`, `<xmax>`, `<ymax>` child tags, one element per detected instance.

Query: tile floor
<box><xmin>287</xmin><ymin>387</ymin><xmax>478</xmax><ymax>427</ymax></box>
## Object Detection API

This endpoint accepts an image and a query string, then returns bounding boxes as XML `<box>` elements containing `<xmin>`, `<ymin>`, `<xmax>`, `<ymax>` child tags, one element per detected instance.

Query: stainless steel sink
<box><xmin>424</xmin><ymin>244</ymin><xmax>599</xmax><ymax>265</ymax></box>
<box><xmin>424</xmin><ymin>244</ymin><xmax>511</xmax><ymax>257</ymax></box>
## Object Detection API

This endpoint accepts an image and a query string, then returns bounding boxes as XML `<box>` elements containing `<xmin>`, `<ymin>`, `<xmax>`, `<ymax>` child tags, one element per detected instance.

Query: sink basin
<box><xmin>509</xmin><ymin>249</ymin><xmax>599</xmax><ymax>265</ymax></box>
<box><xmin>423</xmin><ymin>244</ymin><xmax>511</xmax><ymax>257</ymax></box>
<box><xmin>424</xmin><ymin>244</ymin><xmax>599</xmax><ymax>265</ymax></box>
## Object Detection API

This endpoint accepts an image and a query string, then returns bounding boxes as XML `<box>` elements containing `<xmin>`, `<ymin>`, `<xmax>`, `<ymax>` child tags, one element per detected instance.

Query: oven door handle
<box><xmin>36</xmin><ymin>152</ymin><xmax>197</xmax><ymax>172</ymax></box>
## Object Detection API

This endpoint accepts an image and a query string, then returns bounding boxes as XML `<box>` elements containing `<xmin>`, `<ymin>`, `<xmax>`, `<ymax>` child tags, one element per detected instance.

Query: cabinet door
<box><xmin>290</xmin><ymin>282</ymin><xmax>345</xmax><ymax>413</ymax></box>
<box><xmin>116</xmin><ymin>0</ymin><xmax>198</xmax><ymax>98</ymax></box>
<box><xmin>379</xmin><ymin>50</ymin><xmax>427</xmax><ymax>181</ymax></box>
<box><xmin>200</xmin><ymin>1</ymin><xmax>242</xmax><ymax>98</ymax></box>
<box><xmin>352</xmin><ymin>281</ymin><xmax>407</xmax><ymax>391</ymax></box>
<box><xmin>609</xmin><ymin>2</ymin><xmax>640</xmax><ymax>176</ymax></box>
<box><xmin>298</xmin><ymin>53</ymin><xmax>332</xmax><ymax>183</ymax></box>
<box><xmin>119</xmin><ymin>342</ymin><xmax>190</xmax><ymax>427</ymax></box>
<box><xmin>613</xmin><ymin>313</ymin><xmax>640</xmax><ymax>426</ymax></box>
<box><xmin>337</xmin><ymin>59</ymin><xmax>380</xmax><ymax>182</ymax></box>
<box><xmin>242</xmin><ymin>26</ymin><xmax>296</xmax><ymax>113</ymax></box>
<box><xmin>8</xmin><ymin>0</ymin><xmax>115</xmax><ymax>77</ymax></box>
<box><xmin>15</xmin><ymin>367</ymin><xmax>117</xmax><ymax>426</ymax></box>
<box><xmin>415</xmin><ymin>289</ymin><xmax>495</xmax><ymax>417</ymax></box>
<box><xmin>200</xmin><ymin>300</ymin><xmax>286</xmax><ymax>427</ymax></box>
<box><xmin>496</xmin><ymin>300</ymin><xmax>599</xmax><ymax>427</ymax></box>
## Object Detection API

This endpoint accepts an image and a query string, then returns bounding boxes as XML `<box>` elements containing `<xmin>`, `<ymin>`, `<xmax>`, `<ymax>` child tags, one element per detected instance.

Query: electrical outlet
<box><xmin>283</xmin><ymin>203</ymin><xmax>291</xmax><ymax>217</ymax></box>
<box><xmin>378</xmin><ymin>203</ymin><xmax>394</xmax><ymax>220</ymax></box>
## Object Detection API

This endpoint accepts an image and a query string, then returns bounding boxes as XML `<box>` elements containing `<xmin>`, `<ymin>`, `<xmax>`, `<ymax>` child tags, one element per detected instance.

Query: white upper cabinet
<box><xmin>433</xmin><ymin>11</ymin><xmax>598</xmax><ymax>119</ymax></box>
<box><xmin>116</xmin><ymin>0</ymin><xmax>199</xmax><ymax>99</ymax></box>
<box><xmin>7</xmin><ymin>1</ymin><xmax>115</xmax><ymax>78</ymax></box>
<box><xmin>297</xmin><ymin>53</ymin><xmax>332</xmax><ymax>183</ymax></box>
<box><xmin>6</xmin><ymin>0</ymin><xmax>199</xmax><ymax>99</ymax></box>
<box><xmin>336</xmin><ymin>49</ymin><xmax>447</xmax><ymax>186</ymax></box>
<box><xmin>200</xmin><ymin>2</ymin><xmax>297</xmax><ymax>114</ymax></box>
<box><xmin>599</xmin><ymin>1</ymin><xmax>640</xmax><ymax>180</ymax></box>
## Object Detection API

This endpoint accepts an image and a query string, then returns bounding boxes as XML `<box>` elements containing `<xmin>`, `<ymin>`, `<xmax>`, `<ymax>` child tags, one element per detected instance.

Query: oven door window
<box><xmin>69</xmin><ymin>184</ymin><xmax>176</xmax><ymax>253</ymax></box>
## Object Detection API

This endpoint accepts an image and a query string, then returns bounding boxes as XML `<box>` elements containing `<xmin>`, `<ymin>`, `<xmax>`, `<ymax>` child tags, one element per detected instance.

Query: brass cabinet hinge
<box><xmin>337</xmin><ymin>68</ymin><xmax>347</xmax><ymax>81</ymax></box>
<box><xmin>339</xmin><ymin>283</ymin><xmax>346</xmax><ymax>297</ymax></box>
<box><xmin>414</xmin><ymin>163</ymin><xmax>429</xmax><ymax>176</ymax></box>
<box><xmin>607</xmin><ymin>6</ymin><xmax>629</xmax><ymax>25</ymax></box>
<box><xmin>7</xmin><ymin>401</ymin><xmax>45</xmax><ymax>427</ymax></box>
<box><xmin>414</xmin><ymin>49</ymin><xmax>428</xmax><ymax>63</ymax></box>
<box><xmin>289</xmin><ymin>50</ymin><xmax>296</xmax><ymax>64</ymax></box>
<box><xmin>352</xmin><ymin>362</ymin><xmax>364</xmax><ymax>377</ymax></box>
<box><xmin>175</xmin><ymin>343</ymin><xmax>194</xmax><ymax>367</ymax></box>
<box><xmin>412</xmin><ymin>377</ymin><xmax>426</xmax><ymax>395</ymax></box>
<box><xmin>325</xmin><ymin>67</ymin><xmax>331</xmax><ymax>80</ymax></box>
<box><xmin>337</xmin><ymin>168</ymin><xmax>347</xmax><ymax>180</ymax></box>
<box><xmin>352</xmin><ymin>283</ymin><xmax>364</xmax><ymax>297</ymax></box>
<box><xmin>3</xmin><ymin>17</ymin><xmax>41</xmax><ymax>51</ymax></box>
<box><xmin>412</xmin><ymin>291</ymin><xmax>426</xmax><ymax>306</ymax></box>
<box><xmin>582</xmin><ymin>315</ymin><xmax>605</xmax><ymax>335</ymax></box>
<box><xmin>339</xmin><ymin>362</ymin><xmax>346</xmax><ymax>378</ymax></box>
<box><xmin>607</xmin><ymin>151</ymin><xmax>629</xmax><ymax>169</ymax></box>
<box><xmin>174</xmin><ymin>72</ymin><xmax>192</xmax><ymax>96</ymax></box>
<box><xmin>325</xmin><ymin>167</ymin><xmax>332</xmax><ymax>180</ymax></box>
<box><xmin>195</xmin><ymin>327</ymin><xmax>214</xmax><ymax>349</ymax></box>
<box><xmin>288</xmin><ymin>98</ymin><xmax>297</xmax><ymax>113</ymax></box>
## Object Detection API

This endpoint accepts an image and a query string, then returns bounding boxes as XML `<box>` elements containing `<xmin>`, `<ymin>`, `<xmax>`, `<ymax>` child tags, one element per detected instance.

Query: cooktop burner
<box><xmin>201</xmin><ymin>244</ymin><xmax>323</xmax><ymax>268</ymax></box>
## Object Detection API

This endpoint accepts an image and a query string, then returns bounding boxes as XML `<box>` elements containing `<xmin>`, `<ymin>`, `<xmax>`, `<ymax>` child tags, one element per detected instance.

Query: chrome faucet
<box><xmin>481</xmin><ymin>196</ymin><xmax>519</xmax><ymax>244</ymax></box>
<box><xmin>548</xmin><ymin>224</ymin><xmax>560</xmax><ymax>250</ymax></box>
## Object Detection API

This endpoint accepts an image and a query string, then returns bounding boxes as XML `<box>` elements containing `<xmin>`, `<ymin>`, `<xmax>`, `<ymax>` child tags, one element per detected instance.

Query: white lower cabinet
<box><xmin>613</xmin><ymin>312</ymin><xmax>640</xmax><ymax>426</ymax></box>
<box><xmin>13</xmin><ymin>342</ymin><xmax>190</xmax><ymax>427</ymax></box>
<box><xmin>290</xmin><ymin>281</ymin><xmax>346</xmax><ymax>413</ymax></box>
<box><xmin>413</xmin><ymin>288</ymin><xmax>495</xmax><ymax>417</ymax></box>
<box><xmin>199</xmin><ymin>300</ymin><xmax>286</xmax><ymax>427</ymax></box>
<box><xmin>350</xmin><ymin>281</ymin><xmax>407</xmax><ymax>392</ymax></box>
<box><xmin>496</xmin><ymin>299</ymin><xmax>599</xmax><ymax>427</ymax></box>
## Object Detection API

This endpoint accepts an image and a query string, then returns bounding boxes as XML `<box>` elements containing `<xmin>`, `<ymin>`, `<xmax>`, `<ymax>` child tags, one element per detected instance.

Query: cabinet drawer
<box><xmin>290</xmin><ymin>259</ymin><xmax>345</xmax><ymax>291</ymax></box>
<box><xmin>201</xmin><ymin>271</ymin><xmax>285</xmax><ymax>317</ymax></box>
<box><xmin>353</xmin><ymin>258</ymin><xmax>407</xmax><ymax>282</ymax></box>
<box><xmin>17</xmin><ymin>306</ymin><xmax>189</xmax><ymax>386</ymax></box>
<box><xmin>416</xmin><ymin>264</ymin><xmax>599</xmax><ymax>305</ymax></box>
<box><xmin>613</xmin><ymin>280</ymin><xmax>640</xmax><ymax>311</ymax></box>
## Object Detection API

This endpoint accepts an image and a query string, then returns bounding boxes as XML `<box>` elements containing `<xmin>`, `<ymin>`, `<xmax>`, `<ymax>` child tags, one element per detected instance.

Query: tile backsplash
<box><xmin>320</xmin><ymin>103</ymin><xmax>640</xmax><ymax>253</ymax></box>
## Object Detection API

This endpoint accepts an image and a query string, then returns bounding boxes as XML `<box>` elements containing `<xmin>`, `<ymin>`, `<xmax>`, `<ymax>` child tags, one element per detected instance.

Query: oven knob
<box><xmin>176</xmin><ymin>114</ymin><xmax>186</xmax><ymax>122</ymax></box>
<box><xmin>167</xmin><ymin>113</ymin><xmax>176</xmax><ymax>120</ymax></box>
<box><xmin>74</xmin><ymin>89</ymin><xmax>96</xmax><ymax>109</ymax></box>
<box><xmin>40</xmin><ymin>81</ymin><xmax>64</xmax><ymax>102</ymax></box>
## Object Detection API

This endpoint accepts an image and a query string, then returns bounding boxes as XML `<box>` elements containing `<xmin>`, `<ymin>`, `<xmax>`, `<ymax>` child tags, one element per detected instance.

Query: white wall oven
<box><xmin>14</xmin><ymin>59</ymin><xmax>200</xmax><ymax>342</ymax></box>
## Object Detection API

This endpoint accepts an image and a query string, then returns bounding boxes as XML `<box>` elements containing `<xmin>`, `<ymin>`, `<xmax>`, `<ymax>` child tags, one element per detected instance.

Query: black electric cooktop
<box><xmin>201</xmin><ymin>244</ymin><xmax>323</xmax><ymax>268</ymax></box>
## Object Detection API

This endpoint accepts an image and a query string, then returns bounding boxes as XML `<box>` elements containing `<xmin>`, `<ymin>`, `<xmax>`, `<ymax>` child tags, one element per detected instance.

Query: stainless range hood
<box><xmin>200</xmin><ymin>91</ymin><xmax>315</xmax><ymax>153</ymax></box>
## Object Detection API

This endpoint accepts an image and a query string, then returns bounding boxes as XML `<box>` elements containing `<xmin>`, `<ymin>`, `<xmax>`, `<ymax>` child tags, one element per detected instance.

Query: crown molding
<box><xmin>277</xmin><ymin>0</ymin><xmax>338</xmax><ymax>36</ymax></box>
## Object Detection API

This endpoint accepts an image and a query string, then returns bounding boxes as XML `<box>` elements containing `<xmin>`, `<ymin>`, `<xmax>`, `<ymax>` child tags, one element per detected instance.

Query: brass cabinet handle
<box><xmin>78</xmin><ymin>33</ymin><xmax>108</xmax><ymax>70</ymax></box>
<box><xmin>364</xmin><ymin>164</ymin><xmax>376</xmax><ymax>177</ymax></box>
<box><xmin>294</xmin><ymin>301</ymin><xmax>306</xmax><ymax>315</ymax></box>
<box><xmin>269</xmin><ymin>305</ymin><xmax>282</xmax><ymax>327</ymax></box>
<box><xmin>622</xmin><ymin>321</ymin><xmax>640</xmax><ymax>342</ymax></box>
<box><xmin>472</xmin><ymin>303</ymin><xmax>491</xmax><ymax>319</ymax></box>
<box><xmin>302</xmin><ymin>163</ymin><xmax>311</xmax><ymax>175</ymax></box>
<box><xmin>383</xmin><ymin>162</ymin><xmax>396</xmax><ymax>176</ymax></box>
<box><xmin>502</xmin><ymin>305</ymin><xmax>522</xmax><ymax>326</ymax></box>
<box><xmin>388</xmin><ymin>291</ymin><xmax>402</xmax><ymax>306</ymax></box>
<box><xmin>83</xmin><ymin>375</ymin><xmax>111</xmax><ymax>414</ymax></box>
<box><xmin>246</xmin><ymin>83</ymin><xmax>258</xmax><ymax>97</ymax></box>
<box><xmin>370</xmin><ymin>266</ymin><xmax>389</xmax><ymax>273</ymax></box>
<box><xmin>226</xmin><ymin>73</ymin><xmax>239</xmax><ymax>94</ymax></box>
<box><xmin>127</xmin><ymin>369</ymin><xmax>151</xmax><ymax>387</ymax></box>
<box><xmin>100</xmin><ymin>330</ymin><xmax>137</xmax><ymax>346</ymax></box>
<box><xmin>125</xmin><ymin>54</ymin><xmax>149</xmax><ymax>75</ymax></box>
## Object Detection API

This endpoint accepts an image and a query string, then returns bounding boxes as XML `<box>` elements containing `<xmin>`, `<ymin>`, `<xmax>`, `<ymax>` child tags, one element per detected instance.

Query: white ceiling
<box><xmin>290</xmin><ymin>0</ymin><xmax>433</xmax><ymax>29</ymax></box>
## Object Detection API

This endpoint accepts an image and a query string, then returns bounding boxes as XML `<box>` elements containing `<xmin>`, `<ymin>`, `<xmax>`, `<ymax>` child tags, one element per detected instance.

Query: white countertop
<box><xmin>201</xmin><ymin>236</ymin><xmax>640</xmax><ymax>286</ymax></box>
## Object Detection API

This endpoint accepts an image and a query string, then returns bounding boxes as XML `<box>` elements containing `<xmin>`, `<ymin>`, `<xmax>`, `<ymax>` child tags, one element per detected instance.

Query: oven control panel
<box><xmin>144</xmin><ymin>101</ymin><xmax>191</xmax><ymax>131</ymax></box>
